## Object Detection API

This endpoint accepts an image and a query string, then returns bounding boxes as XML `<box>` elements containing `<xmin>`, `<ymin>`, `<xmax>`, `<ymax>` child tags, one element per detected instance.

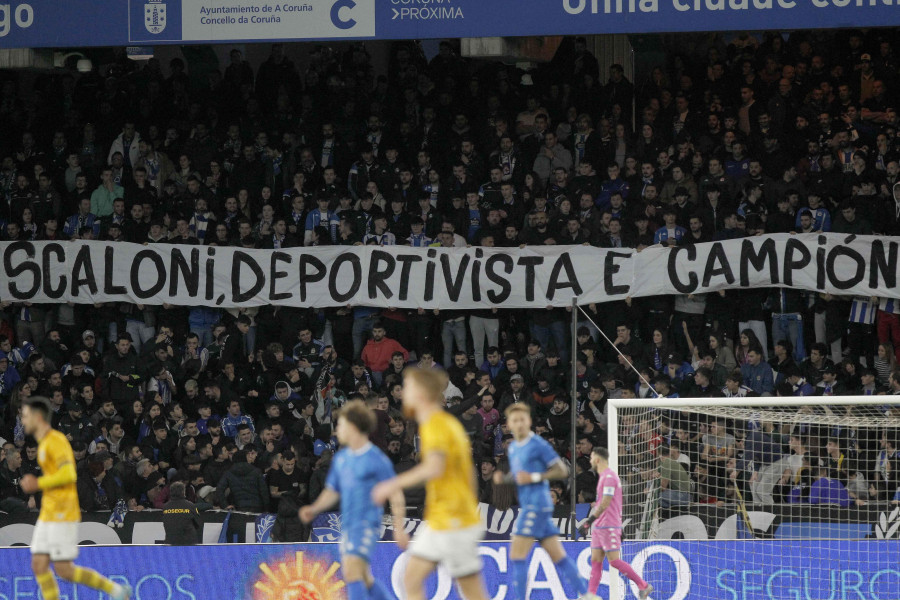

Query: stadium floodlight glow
<box><xmin>605</xmin><ymin>395</ymin><xmax>900</xmax><ymax>599</ymax></box>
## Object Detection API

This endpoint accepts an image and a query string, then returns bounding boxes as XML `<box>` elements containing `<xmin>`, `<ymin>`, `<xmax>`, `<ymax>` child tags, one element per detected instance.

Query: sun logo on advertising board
<box><xmin>144</xmin><ymin>0</ymin><xmax>166</xmax><ymax>34</ymax></box>
<box><xmin>251</xmin><ymin>551</ymin><xmax>347</xmax><ymax>600</ymax></box>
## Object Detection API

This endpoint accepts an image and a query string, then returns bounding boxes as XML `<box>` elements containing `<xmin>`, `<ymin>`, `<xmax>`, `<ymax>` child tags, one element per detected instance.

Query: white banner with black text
<box><xmin>0</xmin><ymin>233</ymin><xmax>897</xmax><ymax>308</ymax></box>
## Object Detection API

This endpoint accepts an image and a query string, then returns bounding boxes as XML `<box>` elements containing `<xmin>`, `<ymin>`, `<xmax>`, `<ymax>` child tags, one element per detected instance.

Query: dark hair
<box><xmin>24</xmin><ymin>396</ymin><xmax>53</xmax><ymax>422</ymax></box>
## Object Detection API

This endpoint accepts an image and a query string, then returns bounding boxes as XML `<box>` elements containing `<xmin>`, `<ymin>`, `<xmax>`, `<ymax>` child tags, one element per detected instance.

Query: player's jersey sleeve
<box><xmin>419</xmin><ymin>417</ymin><xmax>449</xmax><ymax>457</ymax></box>
<box><xmin>535</xmin><ymin>436</ymin><xmax>562</xmax><ymax>470</ymax></box>
<box><xmin>49</xmin><ymin>433</ymin><xmax>76</xmax><ymax>471</ymax></box>
<box><xmin>325</xmin><ymin>453</ymin><xmax>342</xmax><ymax>493</ymax></box>
<box><xmin>601</xmin><ymin>473</ymin><xmax>619</xmax><ymax>496</ymax></box>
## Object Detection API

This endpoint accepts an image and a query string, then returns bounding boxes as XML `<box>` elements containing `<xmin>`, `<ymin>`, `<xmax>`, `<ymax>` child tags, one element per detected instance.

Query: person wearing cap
<box><xmin>348</xmin><ymin>144</ymin><xmax>388</xmax><ymax>202</ymax></box>
<box><xmin>664</xmin><ymin>354</ymin><xmax>694</xmax><ymax>388</ymax></box>
<box><xmin>61</xmin><ymin>354</ymin><xmax>93</xmax><ymax>399</ymax></box>
<box><xmin>856</xmin><ymin>53</ymin><xmax>877</xmax><ymax>103</ymax></box>
<box><xmin>784</xmin><ymin>366</ymin><xmax>815</xmax><ymax>397</ymax></box>
<box><xmin>859</xmin><ymin>368</ymin><xmax>883</xmax><ymax>395</ymax></box>
<box><xmin>815</xmin><ymin>366</ymin><xmax>846</xmax><ymax>396</ymax></box>
<box><xmin>57</xmin><ymin>400</ymin><xmax>95</xmax><ymax>445</ymax></box>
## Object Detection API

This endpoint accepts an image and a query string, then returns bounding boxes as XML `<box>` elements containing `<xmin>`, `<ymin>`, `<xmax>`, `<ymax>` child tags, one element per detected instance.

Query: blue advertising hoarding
<box><xmin>0</xmin><ymin>0</ymin><xmax>898</xmax><ymax>50</ymax></box>
<box><xmin>0</xmin><ymin>540</ymin><xmax>897</xmax><ymax>600</ymax></box>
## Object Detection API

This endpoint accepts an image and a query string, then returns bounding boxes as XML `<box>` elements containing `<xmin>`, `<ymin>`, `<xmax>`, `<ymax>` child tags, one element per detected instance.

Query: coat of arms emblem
<box><xmin>144</xmin><ymin>0</ymin><xmax>166</xmax><ymax>34</ymax></box>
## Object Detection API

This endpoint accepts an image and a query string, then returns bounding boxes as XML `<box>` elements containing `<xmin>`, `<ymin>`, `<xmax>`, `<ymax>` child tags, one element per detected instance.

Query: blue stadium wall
<box><xmin>0</xmin><ymin>540</ymin><xmax>897</xmax><ymax>600</ymax></box>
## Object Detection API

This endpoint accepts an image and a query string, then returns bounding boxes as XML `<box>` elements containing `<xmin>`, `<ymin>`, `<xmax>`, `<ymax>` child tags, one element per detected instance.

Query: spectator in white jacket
<box><xmin>108</xmin><ymin>121</ymin><xmax>141</xmax><ymax>170</ymax></box>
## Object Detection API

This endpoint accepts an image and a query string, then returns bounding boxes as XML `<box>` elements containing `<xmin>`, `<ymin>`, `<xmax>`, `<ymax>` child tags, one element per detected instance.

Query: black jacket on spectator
<box><xmin>161</xmin><ymin>496</ymin><xmax>202</xmax><ymax>545</ymax></box>
<box><xmin>217</xmin><ymin>461</ymin><xmax>269</xmax><ymax>512</ymax></box>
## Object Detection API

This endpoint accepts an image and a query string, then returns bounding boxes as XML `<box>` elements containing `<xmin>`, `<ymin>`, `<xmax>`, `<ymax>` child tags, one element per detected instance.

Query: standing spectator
<box><xmin>161</xmin><ymin>481</ymin><xmax>202</xmax><ymax>545</ymax></box>
<box><xmin>360</xmin><ymin>323</ymin><xmax>408</xmax><ymax>388</ymax></box>
<box><xmin>217</xmin><ymin>449</ymin><xmax>269</xmax><ymax>511</ymax></box>
<box><xmin>89</xmin><ymin>167</ymin><xmax>124</xmax><ymax>218</ymax></box>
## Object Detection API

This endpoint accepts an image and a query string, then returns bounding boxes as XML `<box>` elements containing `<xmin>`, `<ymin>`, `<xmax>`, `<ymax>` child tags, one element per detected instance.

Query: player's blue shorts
<box><xmin>513</xmin><ymin>506</ymin><xmax>557</xmax><ymax>540</ymax></box>
<box><xmin>341</xmin><ymin>522</ymin><xmax>379</xmax><ymax>560</ymax></box>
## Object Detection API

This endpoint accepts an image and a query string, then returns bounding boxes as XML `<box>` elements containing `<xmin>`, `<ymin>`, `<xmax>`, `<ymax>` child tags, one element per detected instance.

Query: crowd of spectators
<box><xmin>1</xmin><ymin>31</ymin><xmax>900</xmax><ymax>532</ymax></box>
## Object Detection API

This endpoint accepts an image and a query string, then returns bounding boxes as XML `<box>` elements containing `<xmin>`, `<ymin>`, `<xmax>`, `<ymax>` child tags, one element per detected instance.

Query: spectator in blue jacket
<box><xmin>807</xmin><ymin>466</ymin><xmax>851</xmax><ymax>507</ymax></box>
<box><xmin>221</xmin><ymin>399</ymin><xmax>255</xmax><ymax>439</ymax></box>
<box><xmin>479</xmin><ymin>347</ymin><xmax>504</xmax><ymax>380</ymax></box>
<box><xmin>0</xmin><ymin>351</ymin><xmax>21</xmax><ymax>404</ymax></box>
<box><xmin>740</xmin><ymin>349</ymin><xmax>775</xmax><ymax>395</ymax></box>
<box><xmin>785</xmin><ymin>367</ymin><xmax>816</xmax><ymax>397</ymax></box>
<box><xmin>653</xmin><ymin>208</ymin><xmax>687</xmax><ymax>246</ymax></box>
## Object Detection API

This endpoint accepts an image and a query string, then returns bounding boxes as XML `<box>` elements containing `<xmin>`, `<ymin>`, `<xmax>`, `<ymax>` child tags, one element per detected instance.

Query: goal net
<box><xmin>605</xmin><ymin>396</ymin><xmax>900</xmax><ymax>600</ymax></box>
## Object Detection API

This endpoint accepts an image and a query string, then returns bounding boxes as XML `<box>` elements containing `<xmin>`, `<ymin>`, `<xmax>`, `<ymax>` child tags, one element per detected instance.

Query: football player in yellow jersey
<box><xmin>19</xmin><ymin>396</ymin><xmax>132</xmax><ymax>600</ymax></box>
<box><xmin>372</xmin><ymin>368</ymin><xmax>488</xmax><ymax>600</ymax></box>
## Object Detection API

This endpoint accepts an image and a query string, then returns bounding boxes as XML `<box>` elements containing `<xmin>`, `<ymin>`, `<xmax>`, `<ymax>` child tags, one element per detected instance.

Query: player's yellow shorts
<box><xmin>408</xmin><ymin>522</ymin><xmax>483</xmax><ymax>578</ymax></box>
<box><xmin>31</xmin><ymin>520</ymin><xmax>79</xmax><ymax>561</ymax></box>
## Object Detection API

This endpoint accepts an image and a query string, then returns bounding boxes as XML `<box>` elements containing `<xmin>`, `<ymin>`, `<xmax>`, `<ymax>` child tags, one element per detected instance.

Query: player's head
<box><xmin>335</xmin><ymin>399</ymin><xmax>376</xmax><ymax>445</ymax></box>
<box><xmin>401</xmin><ymin>367</ymin><xmax>448</xmax><ymax>419</ymax></box>
<box><xmin>590</xmin><ymin>446</ymin><xmax>610</xmax><ymax>470</ymax></box>
<box><xmin>22</xmin><ymin>396</ymin><xmax>53</xmax><ymax>435</ymax></box>
<box><xmin>504</xmin><ymin>403</ymin><xmax>532</xmax><ymax>439</ymax></box>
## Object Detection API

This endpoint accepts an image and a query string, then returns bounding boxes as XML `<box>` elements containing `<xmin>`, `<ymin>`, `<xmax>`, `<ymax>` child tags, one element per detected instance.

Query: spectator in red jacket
<box><xmin>360</xmin><ymin>322</ymin><xmax>408</xmax><ymax>388</ymax></box>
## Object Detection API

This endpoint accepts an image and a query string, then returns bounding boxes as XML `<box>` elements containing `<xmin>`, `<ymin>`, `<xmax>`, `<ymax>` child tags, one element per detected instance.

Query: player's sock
<box><xmin>555</xmin><ymin>557</ymin><xmax>587</xmax><ymax>596</ymax></box>
<box><xmin>511</xmin><ymin>559</ymin><xmax>529</xmax><ymax>600</ymax></box>
<box><xmin>609</xmin><ymin>559</ymin><xmax>648</xmax><ymax>590</ymax></box>
<box><xmin>367</xmin><ymin>578</ymin><xmax>392</xmax><ymax>600</ymax></box>
<box><xmin>588</xmin><ymin>560</ymin><xmax>603</xmax><ymax>594</ymax></box>
<box><xmin>348</xmin><ymin>580</ymin><xmax>368</xmax><ymax>600</ymax></box>
<box><xmin>70</xmin><ymin>566</ymin><xmax>116</xmax><ymax>594</ymax></box>
<box><xmin>36</xmin><ymin>571</ymin><xmax>60</xmax><ymax>600</ymax></box>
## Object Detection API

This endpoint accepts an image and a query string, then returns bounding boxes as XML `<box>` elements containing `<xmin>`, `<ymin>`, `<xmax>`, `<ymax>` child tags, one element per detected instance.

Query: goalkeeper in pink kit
<box><xmin>585</xmin><ymin>447</ymin><xmax>653</xmax><ymax>599</ymax></box>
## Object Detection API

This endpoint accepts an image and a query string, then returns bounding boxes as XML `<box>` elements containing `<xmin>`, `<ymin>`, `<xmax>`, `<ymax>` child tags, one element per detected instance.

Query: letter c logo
<box><xmin>331</xmin><ymin>0</ymin><xmax>356</xmax><ymax>29</ymax></box>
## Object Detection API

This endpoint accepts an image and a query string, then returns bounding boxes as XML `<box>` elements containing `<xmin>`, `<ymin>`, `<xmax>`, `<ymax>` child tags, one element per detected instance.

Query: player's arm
<box><xmin>389</xmin><ymin>489</ymin><xmax>409</xmax><ymax>549</ymax></box>
<box><xmin>299</xmin><ymin>487</ymin><xmax>340</xmax><ymax>524</ymax></box>
<box><xmin>512</xmin><ymin>458</ymin><xmax>568</xmax><ymax>485</ymax></box>
<box><xmin>589</xmin><ymin>489</ymin><xmax>614</xmax><ymax>519</ymax></box>
<box><xmin>372</xmin><ymin>451</ymin><xmax>446</xmax><ymax>504</ymax></box>
<box><xmin>22</xmin><ymin>439</ymin><xmax>77</xmax><ymax>494</ymax></box>
<box><xmin>38</xmin><ymin>461</ymin><xmax>77</xmax><ymax>490</ymax></box>
<box><xmin>393</xmin><ymin>450</ymin><xmax>446</xmax><ymax>489</ymax></box>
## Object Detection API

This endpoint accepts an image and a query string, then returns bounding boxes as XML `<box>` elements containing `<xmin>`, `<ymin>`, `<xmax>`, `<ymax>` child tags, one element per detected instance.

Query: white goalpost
<box><xmin>602</xmin><ymin>395</ymin><xmax>900</xmax><ymax>600</ymax></box>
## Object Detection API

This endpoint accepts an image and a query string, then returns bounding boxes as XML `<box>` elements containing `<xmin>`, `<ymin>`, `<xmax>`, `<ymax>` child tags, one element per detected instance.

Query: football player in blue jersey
<box><xmin>494</xmin><ymin>403</ymin><xmax>595</xmax><ymax>600</ymax></box>
<box><xmin>300</xmin><ymin>400</ymin><xmax>408</xmax><ymax>600</ymax></box>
